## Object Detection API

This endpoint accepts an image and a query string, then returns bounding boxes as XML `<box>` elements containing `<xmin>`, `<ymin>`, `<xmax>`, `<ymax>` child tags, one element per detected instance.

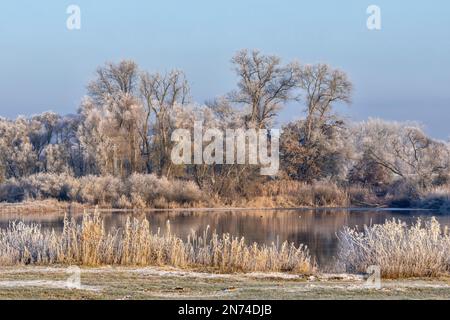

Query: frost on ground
<box><xmin>0</xmin><ymin>280</ymin><xmax>101</xmax><ymax>291</ymax></box>
<box><xmin>0</xmin><ymin>266</ymin><xmax>449</xmax><ymax>300</ymax></box>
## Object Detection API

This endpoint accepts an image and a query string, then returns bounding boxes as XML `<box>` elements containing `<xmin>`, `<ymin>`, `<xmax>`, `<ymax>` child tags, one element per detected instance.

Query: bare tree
<box><xmin>281</xmin><ymin>118</ymin><xmax>352</xmax><ymax>182</ymax></box>
<box><xmin>280</xmin><ymin>64</ymin><xmax>353</xmax><ymax>182</ymax></box>
<box><xmin>230</xmin><ymin>49</ymin><xmax>299</xmax><ymax>128</ymax></box>
<box><xmin>354</xmin><ymin>119</ymin><xmax>450</xmax><ymax>189</ymax></box>
<box><xmin>298</xmin><ymin>64</ymin><xmax>352</xmax><ymax>142</ymax></box>
<box><xmin>88</xmin><ymin>60</ymin><xmax>139</xmax><ymax>105</ymax></box>
<box><xmin>140</xmin><ymin>70</ymin><xmax>189</xmax><ymax>176</ymax></box>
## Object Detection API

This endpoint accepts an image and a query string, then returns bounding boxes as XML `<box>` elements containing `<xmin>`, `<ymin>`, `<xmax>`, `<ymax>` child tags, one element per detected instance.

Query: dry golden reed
<box><xmin>0</xmin><ymin>209</ymin><xmax>314</xmax><ymax>274</ymax></box>
<box><xmin>338</xmin><ymin>218</ymin><xmax>450</xmax><ymax>278</ymax></box>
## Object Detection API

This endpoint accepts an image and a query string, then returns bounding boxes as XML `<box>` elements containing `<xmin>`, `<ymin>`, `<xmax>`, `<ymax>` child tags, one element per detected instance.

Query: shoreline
<box><xmin>0</xmin><ymin>200</ymin><xmax>434</xmax><ymax>215</ymax></box>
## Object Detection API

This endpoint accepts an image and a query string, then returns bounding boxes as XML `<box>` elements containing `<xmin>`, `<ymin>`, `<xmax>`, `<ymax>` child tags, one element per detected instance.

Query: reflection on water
<box><xmin>1</xmin><ymin>209</ymin><xmax>449</xmax><ymax>266</ymax></box>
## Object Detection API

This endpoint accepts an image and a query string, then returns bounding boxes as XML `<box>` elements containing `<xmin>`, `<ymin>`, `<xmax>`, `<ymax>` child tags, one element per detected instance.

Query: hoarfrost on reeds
<box><xmin>0</xmin><ymin>210</ymin><xmax>314</xmax><ymax>274</ymax></box>
<box><xmin>338</xmin><ymin>218</ymin><xmax>450</xmax><ymax>278</ymax></box>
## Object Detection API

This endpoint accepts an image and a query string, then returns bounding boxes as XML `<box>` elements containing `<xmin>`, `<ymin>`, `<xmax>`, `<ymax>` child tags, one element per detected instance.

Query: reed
<box><xmin>0</xmin><ymin>209</ymin><xmax>314</xmax><ymax>274</ymax></box>
<box><xmin>338</xmin><ymin>218</ymin><xmax>450</xmax><ymax>278</ymax></box>
<box><xmin>258</xmin><ymin>180</ymin><xmax>350</xmax><ymax>207</ymax></box>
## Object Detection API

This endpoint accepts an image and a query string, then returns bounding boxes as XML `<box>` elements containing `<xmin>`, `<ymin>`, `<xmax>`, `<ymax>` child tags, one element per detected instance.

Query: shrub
<box><xmin>347</xmin><ymin>185</ymin><xmax>380</xmax><ymax>207</ymax></box>
<box><xmin>126</xmin><ymin>174</ymin><xmax>202</xmax><ymax>206</ymax></box>
<box><xmin>116</xmin><ymin>194</ymin><xmax>132</xmax><ymax>209</ymax></box>
<box><xmin>338</xmin><ymin>218</ymin><xmax>450</xmax><ymax>278</ymax></box>
<box><xmin>0</xmin><ymin>179</ymin><xmax>24</xmax><ymax>203</ymax></box>
<box><xmin>0</xmin><ymin>174</ymin><xmax>77</xmax><ymax>202</ymax></box>
<box><xmin>168</xmin><ymin>180</ymin><xmax>202</xmax><ymax>203</ymax></box>
<box><xmin>416</xmin><ymin>186</ymin><xmax>450</xmax><ymax>211</ymax></box>
<box><xmin>127</xmin><ymin>173</ymin><xmax>171</xmax><ymax>206</ymax></box>
<box><xmin>386</xmin><ymin>179</ymin><xmax>421</xmax><ymax>208</ymax></box>
<box><xmin>71</xmin><ymin>175</ymin><xmax>123</xmax><ymax>205</ymax></box>
<box><xmin>311</xmin><ymin>182</ymin><xmax>348</xmax><ymax>207</ymax></box>
<box><xmin>0</xmin><ymin>173</ymin><xmax>203</xmax><ymax>208</ymax></box>
<box><xmin>19</xmin><ymin>173</ymin><xmax>76</xmax><ymax>201</ymax></box>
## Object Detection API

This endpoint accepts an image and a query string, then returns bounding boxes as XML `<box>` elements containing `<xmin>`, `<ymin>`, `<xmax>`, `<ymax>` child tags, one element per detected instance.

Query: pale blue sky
<box><xmin>0</xmin><ymin>1</ymin><xmax>449</xmax><ymax>138</ymax></box>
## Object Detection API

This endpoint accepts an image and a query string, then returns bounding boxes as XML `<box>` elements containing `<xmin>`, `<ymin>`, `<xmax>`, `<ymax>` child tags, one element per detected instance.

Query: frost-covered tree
<box><xmin>2</xmin><ymin>54</ymin><xmax>450</xmax><ymax>207</ymax></box>
<box><xmin>353</xmin><ymin>119</ymin><xmax>450</xmax><ymax>189</ymax></box>
<box><xmin>0</xmin><ymin>117</ymin><xmax>36</xmax><ymax>179</ymax></box>
<box><xmin>81</xmin><ymin>61</ymin><xmax>147</xmax><ymax>176</ymax></box>
<box><xmin>228</xmin><ymin>49</ymin><xmax>299</xmax><ymax>129</ymax></box>
<box><xmin>41</xmin><ymin>144</ymin><xmax>71</xmax><ymax>174</ymax></box>
<box><xmin>280</xmin><ymin>64</ymin><xmax>353</xmax><ymax>183</ymax></box>
<box><xmin>140</xmin><ymin>69</ymin><xmax>190</xmax><ymax>176</ymax></box>
<box><xmin>77</xmin><ymin>99</ymin><xmax>110</xmax><ymax>175</ymax></box>
<box><xmin>77</xmin><ymin>94</ymin><xmax>145</xmax><ymax>176</ymax></box>
<box><xmin>88</xmin><ymin>60</ymin><xmax>139</xmax><ymax>105</ymax></box>
<box><xmin>28</xmin><ymin>112</ymin><xmax>60</xmax><ymax>162</ymax></box>
<box><xmin>56</xmin><ymin>114</ymin><xmax>84</xmax><ymax>176</ymax></box>
<box><xmin>297</xmin><ymin>64</ymin><xmax>352</xmax><ymax>143</ymax></box>
<box><xmin>281</xmin><ymin>118</ymin><xmax>352</xmax><ymax>182</ymax></box>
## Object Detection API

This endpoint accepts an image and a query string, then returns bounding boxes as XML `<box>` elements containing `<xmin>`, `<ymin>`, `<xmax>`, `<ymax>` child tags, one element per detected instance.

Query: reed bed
<box><xmin>338</xmin><ymin>218</ymin><xmax>450</xmax><ymax>278</ymax></box>
<box><xmin>0</xmin><ymin>210</ymin><xmax>314</xmax><ymax>274</ymax></box>
<box><xmin>257</xmin><ymin>180</ymin><xmax>350</xmax><ymax>207</ymax></box>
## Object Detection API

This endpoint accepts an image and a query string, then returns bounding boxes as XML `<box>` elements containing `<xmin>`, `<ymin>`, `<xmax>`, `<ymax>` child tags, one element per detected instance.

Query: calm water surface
<box><xmin>1</xmin><ymin>209</ymin><xmax>449</xmax><ymax>267</ymax></box>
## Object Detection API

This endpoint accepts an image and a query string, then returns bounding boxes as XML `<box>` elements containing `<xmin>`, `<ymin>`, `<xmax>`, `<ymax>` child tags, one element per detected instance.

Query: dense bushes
<box><xmin>2</xmin><ymin>172</ymin><xmax>450</xmax><ymax>209</ymax></box>
<box><xmin>383</xmin><ymin>180</ymin><xmax>450</xmax><ymax>211</ymax></box>
<box><xmin>0</xmin><ymin>174</ymin><xmax>356</xmax><ymax>209</ymax></box>
<box><xmin>126</xmin><ymin>174</ymin><xmax>202</xmax><ymax>208</ymax></box>
<box><xmin>0</xmin><ymin>173</ymin><xmax>202</xmax><ymax>208</ymax></box>
<box><xmin>415</xmin><ymin>186</ymin><xmax>450</xmax><ymax>211</ymax></box>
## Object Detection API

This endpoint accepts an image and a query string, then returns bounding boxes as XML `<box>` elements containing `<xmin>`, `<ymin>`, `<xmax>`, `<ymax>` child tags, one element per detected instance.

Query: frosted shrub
<box><xmin>1</xmin><ymin>173</ymin><xmax>202</xmax><ymax>208</ymax></box>
<box><xmin>386</xmin><ymin>179</ymin><xmax>422</xmax><ymax>208</ymax></box>
<box><xmin>0</xmin><ymin>173</ymin><xmax>78</xmax><ymax>202</ymax></box>
<box><xmin>126</xmin><ymin>174</ymin><xmax>202</xmax><ymax>206</ymax></box>
<box><xmin>75</xmin><ymin>175</ymin><xmax>123</xmax><ymax>205</ymax></box>
<box><xmin>311</xmin><ymin>182</ymin><xmax>349</xmax><ymax>207</ymax></box>
<box><xmin>20</xmin><ymin>173</ymin><xmax>76</xmax><ymax>200</ymax></box>
<box><xmin>417</xmin><ymin>186</ymin><xmax>450</xmax><ymax>211</ymax></box>
<box><xmin>167</xmin><ymin>180</ymin><xmax>202</xmax><ymax>203</ymax></box>
<box><xmin>338</xmin><ymin>218</ymin><xmax>450</xmax><ymax>278</ymax></box>
<box><xmin>0</xmin><ymin>210</ymin><xmax>315</xmax><ymax>274</ymax></box>
<box><xmin>116</xmin><ymin>194</ymin><xmax>133</xmax><ymax>209</ymax></box>
<box><xmin>0</xmin><ymin>179</ymin><xmax>24</xmax><ymax>202</ymax></box>
<box><xmin>127</xmin><ymin>173</ymin><xmax>171</xmax><ymax>206</ymax></box>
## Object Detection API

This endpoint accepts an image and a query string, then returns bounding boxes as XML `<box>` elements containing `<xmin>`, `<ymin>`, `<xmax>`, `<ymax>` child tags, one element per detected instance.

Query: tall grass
<box><xmin>257</xmin><ymin>180</ymin><xmax>350</xmax><ymax>207</ymax></box>
<box><xmin>0</xmin><ymin>210</ymin><xmax>314</xmax><ymax>274</ymax></box>
<box><xmin>338</xmin><ymin>218</ymin><xmax>450</xmax><ymax>278</ymax></box>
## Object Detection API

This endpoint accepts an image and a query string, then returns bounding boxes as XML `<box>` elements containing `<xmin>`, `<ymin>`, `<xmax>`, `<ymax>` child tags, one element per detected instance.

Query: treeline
<box><xmin>1</xmin><ymin>50</ymin><xmax>450</xmax><ymax>209</ymax></box>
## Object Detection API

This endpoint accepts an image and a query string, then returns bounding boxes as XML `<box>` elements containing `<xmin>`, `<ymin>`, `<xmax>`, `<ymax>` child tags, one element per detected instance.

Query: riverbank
<box><xmin>0</xmin><ymin>200</ymin><xmax>373</xmax><ymax>215</ymax></box>
<box><xmin>0</xmin><ymin>174</ymin><xmax>406</xmax><ymax>211</ymax></box>
<box><xmin>2</xmin><ymin>174</ymin><xmax>450</xmax><ymax>213</ymax></box>
<box><xmin>0</xmin><ymin>200</ymin><xmax>89</xmax><ymax>215</ymax></box>
<box><xmin>0</xmin><ymin>200</ymin><xmax>436</xmax><ymax>217</ymax></box>
<box><xmin>0</xmin><ymin>266</ymin><xmax>449</xmax><ymax>300</ymax></box>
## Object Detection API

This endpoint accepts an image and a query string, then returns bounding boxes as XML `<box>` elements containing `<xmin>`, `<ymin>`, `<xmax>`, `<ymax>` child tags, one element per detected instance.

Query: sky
<box><xmin>0</xmin><ymin>0</ymin><xmax>449</xmax><ymax>138</ymax></box>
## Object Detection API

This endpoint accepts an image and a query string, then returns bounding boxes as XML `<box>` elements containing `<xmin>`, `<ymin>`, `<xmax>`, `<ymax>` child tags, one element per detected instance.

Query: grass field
<box><xmin>0</xmin><ymin>267</ymin><xmax>449</xmax><ymax>300</ymax></box>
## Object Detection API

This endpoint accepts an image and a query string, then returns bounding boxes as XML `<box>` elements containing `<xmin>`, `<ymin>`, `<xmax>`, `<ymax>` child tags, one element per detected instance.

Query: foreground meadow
<box><xmin>0</xmin><ymin>266</ymin><xmax>449</xmax><ymax>300</ymax></box>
